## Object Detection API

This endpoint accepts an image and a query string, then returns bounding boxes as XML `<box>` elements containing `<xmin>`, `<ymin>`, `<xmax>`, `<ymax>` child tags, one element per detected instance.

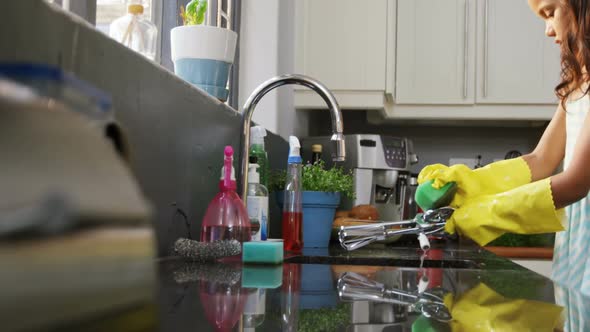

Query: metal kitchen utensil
<box><xmin>338</xmin><ymin>207</ymin><xmax>455</xmax><ymax>251</ymax></box>
<box><xmin>337</xmin><ymin>271</ymin><xmax>452</xmax><ymax>323</ymax></box>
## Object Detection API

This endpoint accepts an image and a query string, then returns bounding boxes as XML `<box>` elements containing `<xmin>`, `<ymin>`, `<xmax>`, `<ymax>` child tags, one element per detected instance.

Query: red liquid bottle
<box><xmin>282</xmin><ymin>211</ymin><xmax>303</xmax><ymax>251</ymax></box>
<box><xmin>282</xmin><ymin>136</ymin><xmax>303</xmax><ymax>252</ymax></box>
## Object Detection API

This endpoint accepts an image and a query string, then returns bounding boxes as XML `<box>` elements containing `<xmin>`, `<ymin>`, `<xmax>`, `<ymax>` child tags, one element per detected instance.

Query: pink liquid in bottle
<box><xmin>200</xmin><ymin>146</ymin><xmax>251</xmax><ymax>245</ymax></box>
<box><xmin>200</xmin><ymin>280</ymin><xmax>247</xmax><ymax>332</ymax></box>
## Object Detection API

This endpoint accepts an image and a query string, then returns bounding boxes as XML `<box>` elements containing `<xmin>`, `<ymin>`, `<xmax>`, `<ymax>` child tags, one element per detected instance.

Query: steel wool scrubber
<box><xmin>173</xmin><ymin>238</ymin><xmax>241</xmax><ymax>261</ymax></box>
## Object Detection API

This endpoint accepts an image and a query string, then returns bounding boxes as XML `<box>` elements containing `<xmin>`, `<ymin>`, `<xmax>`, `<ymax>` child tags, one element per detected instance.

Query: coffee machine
<box><xmin>301</xmin><ymin>135</ymin><xmax>418</xmax><ymax>222</ymax></box>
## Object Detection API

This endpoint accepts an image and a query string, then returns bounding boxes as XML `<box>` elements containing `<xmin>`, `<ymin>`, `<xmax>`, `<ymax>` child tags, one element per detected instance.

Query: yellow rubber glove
<box><xmin>444</xmin><ymin>283</ymin><xmax>563</xmax><ymax>332</ymax></box>
<box><xmin>445</xmin><ymin>178</ymin><xmax>565</xmax><ymax>246</ymax></box>
<box><xmin>418</xmin><ymin>157</ymin><xmax>531</xmax><ymax>207</ymax></box>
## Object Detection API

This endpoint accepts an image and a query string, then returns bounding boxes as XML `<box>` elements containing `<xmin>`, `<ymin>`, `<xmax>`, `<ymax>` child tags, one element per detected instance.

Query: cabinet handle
<box><xmin>385</xmin><ymin>0</ymin><xmax>396</xmax><ymax>101</ymax></box>
<box><xmin>483</xmin><ymin>0</ymin><xmax>489</xmax><ymax>98</ymax></box>
<box><xmin>463</xmin><ymin>0</ymin><xmax>469</xmax><ymax>99</ymax></box>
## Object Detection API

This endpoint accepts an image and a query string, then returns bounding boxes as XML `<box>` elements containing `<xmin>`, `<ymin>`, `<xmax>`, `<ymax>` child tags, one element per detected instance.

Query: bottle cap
<box><xmin>220</xmin><ymin>166</ymin><xmax>236</xmax><ymax>181</ymax></box>
<box><xmin>248</xmin><ymin>163</ymin><xmax>260</xmax><ymax>184</ymax></box>
<box><xmin>311</xmin><ymin>144</ymin><xmax>322</xmax><ymax>153</ymax></box>
<box><xmin>249</xmin><ymin>156</ymin><xmax>258</xmax><ymax>164</ymax></box>
<box><xmin>250</xmin><ymin>126</ymin><xmax>267</xmax><ymax>147</ymax></box>
<box><xmin>220</xmin><ymin>146</ymin><xmax>236</xmax><ymax>181</ymax></box>
<box><xmin>127</xmin><ymin>4</ymin><xmax>144</xmax><ymax>14</ymax></box>
<box><xmin>288</xmin><ymin>136</ymin><xmax>302</xmax><ymax>164</ymax></box>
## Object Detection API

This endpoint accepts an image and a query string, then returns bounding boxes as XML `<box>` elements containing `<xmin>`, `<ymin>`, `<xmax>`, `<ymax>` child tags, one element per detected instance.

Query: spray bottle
<box><xmin>201</xmin><ymin>146</ymin><xmax>251</xmax><ymax>244</ymax></box>
<box><xmin>247</xmin><ymin>156</ymin><xmax>269</xmax><ymax>241</ymax></box>
<box><xmin>249</xmin><ymin>126</ymin><xmax>269</xmax><ymax>188</ymax></box>
<box><xmin>282</xmin><ymin>136</ymin><xmax>303</xmax><ymax>252</ymax></box>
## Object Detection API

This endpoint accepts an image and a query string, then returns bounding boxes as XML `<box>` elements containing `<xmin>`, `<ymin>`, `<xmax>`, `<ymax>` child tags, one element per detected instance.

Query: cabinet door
<box><xmin>294</xmin><ymin>0</ymin><xmax>388</xmax><ymax>91</ymax></box>
<box><xmin>476</xmin><ymin>0</ymin><xmax>560</xmax><ymax>104</ymax></box>
<box><xmin>396</xmin><ymin>0</ymin><xmax>476</xmax><ymax>104</ymax></box>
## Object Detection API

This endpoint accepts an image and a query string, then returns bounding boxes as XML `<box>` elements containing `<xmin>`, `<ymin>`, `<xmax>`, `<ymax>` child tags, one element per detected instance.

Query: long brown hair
<box><xmin>557</xmin><ymin>0</ymin><xmax>590</xmax><ymax>108</ymax></box>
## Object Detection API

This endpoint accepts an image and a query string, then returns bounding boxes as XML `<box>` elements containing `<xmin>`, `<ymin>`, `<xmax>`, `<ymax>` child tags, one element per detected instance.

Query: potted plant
<box><xmin>270</xmin><ymin>161</ymin><xmax>354</xmax><ymax>248</ymax></box>
<box><xmin>297</xmin><ymin>303</ymin><xmax>350</xmax><ymax>330</ymax></box>
<box><xmin>170</xmin><ymin>0</ymin><xmax>237</xmax><ymax>101</ymax></box>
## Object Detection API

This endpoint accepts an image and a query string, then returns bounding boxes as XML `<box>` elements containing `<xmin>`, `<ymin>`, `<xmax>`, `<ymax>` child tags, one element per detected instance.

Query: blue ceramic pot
<box><xmin>299</xmin><ymin>264</ymin><xmax>337</xmax><ymax>309</ymax></box>
<box><xmin>276</xmin><ymin>191</ymin><xmax>341</xmax><ymax>248</ymax></box>
<box><xmin>173</xmin><ymin>58</ymin><xmax>231</xmax><ymax>100</ymax></box>
<box><xmin>170</xmin><ymin>25</ymin><xmax>237</xmax><ymax>102</ymax></box>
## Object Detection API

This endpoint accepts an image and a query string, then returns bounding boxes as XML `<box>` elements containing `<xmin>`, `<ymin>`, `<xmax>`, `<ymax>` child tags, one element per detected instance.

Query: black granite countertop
<box><xmin>3</xmin><ymin>238</ymin><xmax>587</xmax><ymax>331</ymax></box>
<box><xmin>288</xmin><ymin>238</ymin><xmax>513</xmax><ymax>270</ymax></box>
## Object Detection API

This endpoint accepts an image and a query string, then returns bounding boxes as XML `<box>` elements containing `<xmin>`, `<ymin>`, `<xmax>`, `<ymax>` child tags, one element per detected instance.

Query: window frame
<box><xmin>49</xmin><ymin>0</ymin><xmax>240</xmax><ymax>109</ymax></box>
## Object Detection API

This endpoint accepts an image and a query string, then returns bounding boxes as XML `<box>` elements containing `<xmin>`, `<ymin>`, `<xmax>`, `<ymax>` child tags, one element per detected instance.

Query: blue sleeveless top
<box><xmin>552</xmin><ymin>95</ymin><xmax>590</xmax><ymax>331</ymax></box>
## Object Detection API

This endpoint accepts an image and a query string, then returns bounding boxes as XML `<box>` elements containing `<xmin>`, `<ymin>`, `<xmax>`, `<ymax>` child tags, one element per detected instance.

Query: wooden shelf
<box><xmin>485</xmin><ymin>246</ymin><xmax>553</xmax><ymax>259</ymax></box>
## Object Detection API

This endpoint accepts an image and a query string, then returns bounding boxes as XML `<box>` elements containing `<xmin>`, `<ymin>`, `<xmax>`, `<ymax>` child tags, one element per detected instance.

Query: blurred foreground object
<box><xmin>0</xmin><ymin>72</ymin><xmax>151</xmax><ymax>236</ymax></box>
<box><xmin>0</xmin><ymin>70</ymin><xmax>155</xmax><ymax>331</ymax></box>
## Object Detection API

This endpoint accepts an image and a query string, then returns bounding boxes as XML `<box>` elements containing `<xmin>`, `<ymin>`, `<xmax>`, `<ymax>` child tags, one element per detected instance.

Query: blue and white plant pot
<box><xmin>170</xmin><ymin>25</ymin><xmax>237</xmax><ymax>101</ymax></box>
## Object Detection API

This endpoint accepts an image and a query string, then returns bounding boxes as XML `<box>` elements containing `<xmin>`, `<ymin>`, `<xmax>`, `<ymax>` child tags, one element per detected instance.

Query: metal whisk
<box><xmin>338</xmin><ymin>207</ymin><xmax>455</xmax><ymax>251</ymax></box>
<box><xmin>337</xmin><ymin>271</ymin><xmax>452</xmax><ymax>323</ymax></box>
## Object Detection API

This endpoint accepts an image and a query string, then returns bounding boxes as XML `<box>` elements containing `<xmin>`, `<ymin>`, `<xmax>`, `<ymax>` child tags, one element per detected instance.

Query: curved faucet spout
<box><xmin>240</xmin><ymin>74</ymin><xmax>346</xmax><ymax>200</ymax></box>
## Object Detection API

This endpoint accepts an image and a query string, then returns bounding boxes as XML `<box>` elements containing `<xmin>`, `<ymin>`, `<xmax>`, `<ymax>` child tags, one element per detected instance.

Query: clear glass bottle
<box><xmin>281</xmin><ymin>263</ymin><xmax>301</xmax><ymax>332</ymax></box>
<box><xmin>282</xmin><ymin>136</ymin><xmax>303</xmax><ymax>252</ymax></box>
<box><xmin>249</xmin><ymin>126</ymin><xmax>269</xmax><ymax>189</ymax></box>
<box><xmin>247</xmin><ymin>156</ymin><xmax>269</xmax><ymax>241</ymax></box>
<box><xmin>243</xmin><ymin>288</ymin><xmax>266</xmax><ymax>331</ymax></box>
<box><xmin>311</xmin><ymin>144</ymin><xmax>322</xmax><ymax>164</ymax></box>
<box><xmin>109</xmin><ymin>0</ymin><xmax>157</xmax><ymax>61</ymax></box>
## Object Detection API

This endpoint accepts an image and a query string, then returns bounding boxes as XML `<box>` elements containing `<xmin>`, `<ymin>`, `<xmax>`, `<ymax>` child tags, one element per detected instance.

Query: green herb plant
<box><xmin>268</xmin><ymin>160</ymin><xmax>355</xmax><ymax>199</ymax></box>
<box><xmin>180</xmin><ymin>0</ymin><xmax>208</xmax><ymax>25</ymax></box>
<box><xmin>264</xmin><ymin>302</ymin><xmax>351</xmax><ymax>332</ymax></box>
<box><xmin>487</xmin><ymin>233</ymin><xmax>555</xmax><ymax>247</ymax></box>
<box><xmin>298</xmin><ymin>303</ymin><xmax>350</xmax><ymax>332</ymax></box>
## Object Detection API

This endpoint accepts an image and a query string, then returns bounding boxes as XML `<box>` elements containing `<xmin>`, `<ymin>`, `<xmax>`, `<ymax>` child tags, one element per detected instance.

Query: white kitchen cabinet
<box><xmin>294</xmin><ymin>0</ymin><xmax>559</xmax><ymax>120</ymax></box>
<box><xmin>395</xmin><ymin>0</ymin><xmax>559</xmax><ymax>106</ymax></box>
<box><xmin>476</xmin><ymin>0</ymin><xmax>560</xmax><ymax>104</ymax></box>
<box><xmin>294</xmin><ymin>0</ymin><xmax>391</xmax><ymax>109</ymax></box>
<box><xmin>395</xmin><ymin>0</ymin><xmax>476</xmax><ymax>104</ymax></box>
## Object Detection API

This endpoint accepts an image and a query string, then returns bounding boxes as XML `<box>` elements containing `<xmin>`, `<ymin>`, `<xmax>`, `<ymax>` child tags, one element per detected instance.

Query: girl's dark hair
<box><xmin>557</xmin><ymin>0</ymin><xmax>590</xmax><ymax>109</ymax></box>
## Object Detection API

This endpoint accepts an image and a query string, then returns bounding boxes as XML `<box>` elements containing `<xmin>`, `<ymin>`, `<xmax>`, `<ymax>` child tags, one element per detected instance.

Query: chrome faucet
<box><xmin>240</xmin><ymin>74</ymin><xmax>346</xmax><ymax>200</ymax></box>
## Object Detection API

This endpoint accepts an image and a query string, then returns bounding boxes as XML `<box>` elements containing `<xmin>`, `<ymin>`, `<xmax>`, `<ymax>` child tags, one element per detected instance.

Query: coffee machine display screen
<box><xmin>382</xmin><ymin>137</ymin><xmax>407</xmax><ymax>169</ymax></box>
<box><xmin>385</xmin><ymin>140</ymin><xmax>402</xmax><ymax>148</ymax></box>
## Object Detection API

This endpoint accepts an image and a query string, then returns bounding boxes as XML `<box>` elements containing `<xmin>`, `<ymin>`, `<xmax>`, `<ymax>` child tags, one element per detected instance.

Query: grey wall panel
<box><xmin>0</xmin><ymin>0</ymin><xmax>288</xmax><ymax>255</ymax></box>
<box><xmin>309</xmin><ymin>110</ymin><xmax>546</xmax><ymax>173</ymax></box>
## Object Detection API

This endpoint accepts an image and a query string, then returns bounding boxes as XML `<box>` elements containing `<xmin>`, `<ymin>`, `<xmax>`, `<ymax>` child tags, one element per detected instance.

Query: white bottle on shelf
<box><xmin>247</xmin><ymin>157</ymin><xmax>269</xmax><ymax>241</ymax></box>
<box><xmin>109</xmin><ymin>0</ymin><xmax>157</xmax><ymax>61</ymax></box>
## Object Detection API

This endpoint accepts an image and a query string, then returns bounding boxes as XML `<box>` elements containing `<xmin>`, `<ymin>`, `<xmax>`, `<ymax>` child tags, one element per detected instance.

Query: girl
<box><xmin>419</xmin><ymin>0</ymin><xmax>590</xmax><ymax>299</ymax></box>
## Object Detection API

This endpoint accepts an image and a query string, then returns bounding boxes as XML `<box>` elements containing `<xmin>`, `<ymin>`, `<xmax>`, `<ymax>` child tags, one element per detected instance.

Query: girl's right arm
<box><xmin>522</xmin><ymin>104</ymin><xmax>566</xmax><ymax>181</ymax></box>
